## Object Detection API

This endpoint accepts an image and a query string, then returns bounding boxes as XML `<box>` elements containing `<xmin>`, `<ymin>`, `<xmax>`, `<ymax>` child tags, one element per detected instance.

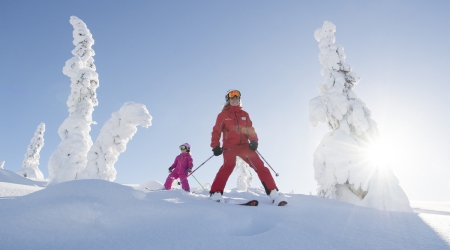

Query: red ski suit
<box><xmin>210</xmin><ymin>105</ymin><xmax>278</xmax><ymax>195</ymax></box>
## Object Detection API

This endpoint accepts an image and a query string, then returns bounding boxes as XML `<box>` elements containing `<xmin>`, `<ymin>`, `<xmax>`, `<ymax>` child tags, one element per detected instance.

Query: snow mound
<box><xmin>0</xmin><ymin>181</ymin><xmax>448</xmax><ymax>249</ymax></box>
<box><xmin>0</xmin><ymin>169</ymin><xmax>46</xmax><ymax>187</ymax></box>
<box><xmin>0</xmin><ymin>182</ymin><xmax>43</xmax><ymax>197</ymax></box>
<box><xmin>134</xmin><ymin>180</ymin><xmax>164</xmax><ymax>191</ymax></box>
<box><xmin>21</xmin><ymin>179</ymin><xmax>146</xmax><ymax>205</ymax></box>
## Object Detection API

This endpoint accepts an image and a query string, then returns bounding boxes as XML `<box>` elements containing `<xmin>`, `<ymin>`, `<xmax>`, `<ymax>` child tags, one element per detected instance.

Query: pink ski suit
<box><xmin>164</xmin><ymin>153</ymin><xmax>193</xmax><ymax>191</ymax></box>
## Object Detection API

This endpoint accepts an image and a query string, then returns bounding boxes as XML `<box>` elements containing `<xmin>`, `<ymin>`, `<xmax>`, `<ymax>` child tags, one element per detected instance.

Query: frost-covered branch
<box><xmin>17</xmin><ymin>123</ymin><xmax>45</xmax><ymax>180</ymax></box>
<box><xmin>310</xmin><ymin>21</ymin><xmax>377</xmax><ymax>137</ymax></box>
<box><xmin>47</xmin><ymin>16</ymin><xmax>98</xmax><ymax>184</ymax></box>
<box><xmin>78</xmin><ymin>102</ymin><xmax>152</xmax><ymax>181</ymax></box>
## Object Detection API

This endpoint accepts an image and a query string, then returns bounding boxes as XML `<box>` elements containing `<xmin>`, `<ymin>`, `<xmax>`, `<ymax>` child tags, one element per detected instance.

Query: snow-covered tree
<box><xmin>47</xmin><ymin>16</ymin><xmax>99</xmax><ymax>184</ymax></box>
<box><xmin>309</xmin><ymin>21</ymin><xmax>411</xmax><ymax>212</ymax></box>
<box><xmin>0</xmin><ymin>161</ymin><xmax>4</xmax><ymax>169</ymax></box>
<box><xmin>17</xmin><ymin>123</ymin><xmax>45</xmax><ymax>180</ymax></box>
<box><xmin>77</xmin><ymin>102</ymin><xmax>152</xmax><ymax>181</ymax></box>
<box><xmin>235</xmin><ymin>156</ymin><xmax>253</xmax><ymax>191</ymax></box>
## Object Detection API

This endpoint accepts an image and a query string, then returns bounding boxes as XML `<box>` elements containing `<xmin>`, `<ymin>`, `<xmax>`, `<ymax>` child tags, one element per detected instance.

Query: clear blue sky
<box><xmin>1</xmin><ymin>0</ymin><xmax>449</xmax><ymax>201</ymax></box>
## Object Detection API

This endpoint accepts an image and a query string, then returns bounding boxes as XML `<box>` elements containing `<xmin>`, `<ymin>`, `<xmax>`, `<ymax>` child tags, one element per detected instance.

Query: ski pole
<box><xmin>192</xmin><ymin>174</ymin><xmax>205</xmax><ymax>190</ymax></box>
<box><xmin>180</xmin><ymin>154</ymin><xmax>214</xmax><ymax>182</ymax></box>
<box><xmin>256</xmin><ymin>150</ymin><xmax>279</xmax><ymax>177</ymax></box>
<box><xmin>178</xmin><ymin>175</ymin><xmax>204</xmax><ymax>190</ymax></box>
<box><xmin>246</xmin><ymin>156</ymin><xmax>257</xmax><ymax>171</ymax></box>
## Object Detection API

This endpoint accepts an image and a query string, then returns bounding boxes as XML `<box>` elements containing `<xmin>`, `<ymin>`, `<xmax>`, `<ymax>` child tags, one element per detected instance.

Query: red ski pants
<box><xmin>210</xmin><ymin>144</ymin><xmax>278</xmax><ymax>195</ymax></box>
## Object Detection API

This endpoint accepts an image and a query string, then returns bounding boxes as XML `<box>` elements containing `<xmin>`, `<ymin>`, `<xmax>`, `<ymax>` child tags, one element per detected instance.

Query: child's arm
<box><xmin>169</xmin><ymin>156</ymin><xmax>178</xmax><ymax>172</ymax></box>
<box><xmin>186</xmin><ymin>156</ymin><xmax>193</xmax><ymax>172</ymax></box>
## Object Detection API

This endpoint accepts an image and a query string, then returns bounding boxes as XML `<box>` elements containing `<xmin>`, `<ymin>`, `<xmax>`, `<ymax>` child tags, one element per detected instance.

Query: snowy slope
<box><xmin>0</xmin><ymin>169</ymin><xmax>47</xmax><ymax>187</ymax></box>
<box><xmin>0</xmin><ymin>182</ymin><xmax>43</xmax><ymax>197</ymax></box>
<box><xmin>411</xmin><ymin>200</ymin><xmax>450</xmax><ymax>214</ymax></box>
<box><xmin>0</xmin><ymin>179</ymin><xmax>448</xmax><ymax>250</ymax></box>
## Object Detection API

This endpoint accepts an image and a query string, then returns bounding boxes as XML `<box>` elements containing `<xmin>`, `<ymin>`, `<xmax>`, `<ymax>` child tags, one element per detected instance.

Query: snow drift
<box><xmin>0</xmin><ymin>179</ymin><xmax>447</xmax><ymax>249</ymax></box>
<box><xmin>0</xmin><ymin>169</ymin><xmax>46</xmax><ymax>187</ymax></box>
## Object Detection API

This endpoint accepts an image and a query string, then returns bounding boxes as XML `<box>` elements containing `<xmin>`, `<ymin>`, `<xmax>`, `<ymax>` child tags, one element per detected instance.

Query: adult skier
<box><xmin>164</xmin><ymin>143</ymin><xmax>193</xmax><ymax>192</ymax></box>
<box><xmin>209</xmin><ymin>90</ymin><xmax>287</xmax><ymax>206</ymax></box>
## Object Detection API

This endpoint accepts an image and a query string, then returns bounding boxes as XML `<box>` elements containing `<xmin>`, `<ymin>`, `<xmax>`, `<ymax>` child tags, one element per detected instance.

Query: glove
<box><xmin>187</xmin><ymin>168</ymin><xmax>192</xmax><ymax>173</ymax></box>
<box><xmin>168</xmin><ymin>167</ymin><xmax>174</xmax><ymax>173</ymax></box>
<box><xmin>249</xmin><ymin>140</ymin><xmax>258</xmax><ymax>151</ymax></box>
<box><xmin>212</xmin><ymin>146</ymin><xmax>223</xmax><ymax>156</ymax></box>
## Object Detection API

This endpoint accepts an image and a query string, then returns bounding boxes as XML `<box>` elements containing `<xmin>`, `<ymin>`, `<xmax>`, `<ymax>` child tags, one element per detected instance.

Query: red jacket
<box><xmin>211</xmin><ymin>105</ymin><xmax>258</xmax><ymax>148</ymax></box>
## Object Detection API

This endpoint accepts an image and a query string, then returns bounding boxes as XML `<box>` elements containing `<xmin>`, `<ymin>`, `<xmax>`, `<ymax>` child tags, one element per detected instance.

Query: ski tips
<box><xmin>278</xmin><ymin>201</ymin><xmax>288</xmax><ymax>206</ymax></box>
<box><xmin>240</xmin><ymin>200</ymin><xmax>258</xmax><ymax>206</ymax></box>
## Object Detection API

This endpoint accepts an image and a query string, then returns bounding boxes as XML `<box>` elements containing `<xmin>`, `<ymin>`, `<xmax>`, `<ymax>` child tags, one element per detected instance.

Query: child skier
<box><xmin>164</xmin><ymin>143</ymin><xmax>193</xmax><ymax>192</ymax></box>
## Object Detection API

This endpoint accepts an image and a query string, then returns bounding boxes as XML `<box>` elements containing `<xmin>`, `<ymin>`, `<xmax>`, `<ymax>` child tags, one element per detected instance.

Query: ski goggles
<box><xmin>179</xmin><ymin>145</ymin><xmax>187</xmax><ymax>150</ymax></box>
<box><xmin>226</xmin><ymin>90</ymin><xmax>241</xmax><ymax>101</ymax></box>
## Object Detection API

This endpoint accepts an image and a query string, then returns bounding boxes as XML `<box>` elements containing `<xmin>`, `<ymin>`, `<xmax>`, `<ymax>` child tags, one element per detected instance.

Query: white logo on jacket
<box><xmin>241</xmin><ymin>117</ymin><xmax>246</xmax><ymax>120</ymax></box>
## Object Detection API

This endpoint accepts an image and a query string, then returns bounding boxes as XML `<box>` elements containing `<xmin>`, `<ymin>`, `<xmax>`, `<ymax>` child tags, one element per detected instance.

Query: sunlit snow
<box><xmin>0</xmin><ymin>169</ymin><xmax>449</xmax><ymax>249</ymax></box>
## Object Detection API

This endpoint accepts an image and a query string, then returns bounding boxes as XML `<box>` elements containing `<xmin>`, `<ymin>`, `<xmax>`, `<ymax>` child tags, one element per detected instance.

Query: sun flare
<box><xmin>365</xmin><ymin>137</ymin><xmax>398</xmax><ymax>167</ymax></box>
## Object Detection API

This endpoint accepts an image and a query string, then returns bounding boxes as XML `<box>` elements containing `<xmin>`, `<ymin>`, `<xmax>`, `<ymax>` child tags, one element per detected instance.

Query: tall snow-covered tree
<box><xmin>77</xmin><ymin>102</ymin><xmax>152</xmax><ymax>181</ymax></box>
<box><xmin>235</xmin><ymin>156</ymin><xmax>253</xmax><ymax>191</ymax></box>
<box><xmin>17</xmin><ymin>123</ymin><xmax>45</xmax><ymax>180</ymax></box>
<box><xmin>47</xmin><ymin>16</ymin><xmax>99</xmax><ymax>184</ymax></box>
<box><xmin>309</xmin><ymin>21</ymin><xmax>411</xmax><ymax>212</ymax></box>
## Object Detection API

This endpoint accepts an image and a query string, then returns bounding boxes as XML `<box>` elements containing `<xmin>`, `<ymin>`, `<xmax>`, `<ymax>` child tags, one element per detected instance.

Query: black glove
<box><xmin>249</xmin><ymin>140</ymin><xmax>258</xmax><ymax>151</ymax></box>
<box><xmin>187</xmin><ymin>168</ymin><xmax>192</xmax><ymax>173</ymax></box>
<box><xmin>168</xmin><ymin>167</ymin><xmax>174</xmax><ymax>173</ymax></box>
<box><xmin>212</xmin><ymin>146</ymin><xmax>223</xmax><ymax>156</ymax></box>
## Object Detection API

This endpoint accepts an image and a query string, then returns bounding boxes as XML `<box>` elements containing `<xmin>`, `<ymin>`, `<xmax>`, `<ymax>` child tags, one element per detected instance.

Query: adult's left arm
<box><xmin>246</xmin><ymin>113</ymin><xmax>258</xmax><ymax>142</ymax></box>
<box><xmin>211</xmin><ymin>113</ymin><xmax>223</xmax><ymax>148</ymax></box>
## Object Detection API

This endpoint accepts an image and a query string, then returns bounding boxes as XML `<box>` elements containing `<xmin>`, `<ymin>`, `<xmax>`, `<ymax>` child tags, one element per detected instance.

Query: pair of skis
<box><xmin>144</xmin><ymin>187</ymin><xmax>286</xmax><ymax>206</ymax></box>
<box><xmin>229</xmin><ymin>199</ymin><xmax>259</xmax><ymax>206</ymax></box>
<box><xmin>212</xmin><ymin>199</ymin><xmax>287</xmax><ymax>206</ymax></box>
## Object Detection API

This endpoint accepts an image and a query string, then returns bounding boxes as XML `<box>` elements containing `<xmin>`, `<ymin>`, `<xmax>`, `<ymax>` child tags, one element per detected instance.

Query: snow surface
<box><xmin>0</xmin><ymin>174</ymin><xmax>448</xmax><ymax>249</ymax></box>
<box><xmin>0</xmin><ymin>169</ymin><xmax>45</xmax><ymax>197</ymax></box>
<box><xmin>411</xmin><ymin>201</ymin><xmax>450</xmax><ymax>214</ymax></box>
<box><xmin>0</xmin><ymin>182</ymin><xmax>44</xmax><ymax>197</ymax></box>
<box><xmin>0</xmin><ymin>169</ymin><xmax>46</xmax><ymax>187</ymax></box>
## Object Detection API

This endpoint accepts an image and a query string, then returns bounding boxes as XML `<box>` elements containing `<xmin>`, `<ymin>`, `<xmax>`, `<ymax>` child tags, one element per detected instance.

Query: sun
<box><xmin>365</xmin><ymin>137</ymin><xmax>397</xmax><ymax>167</ymax></box>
